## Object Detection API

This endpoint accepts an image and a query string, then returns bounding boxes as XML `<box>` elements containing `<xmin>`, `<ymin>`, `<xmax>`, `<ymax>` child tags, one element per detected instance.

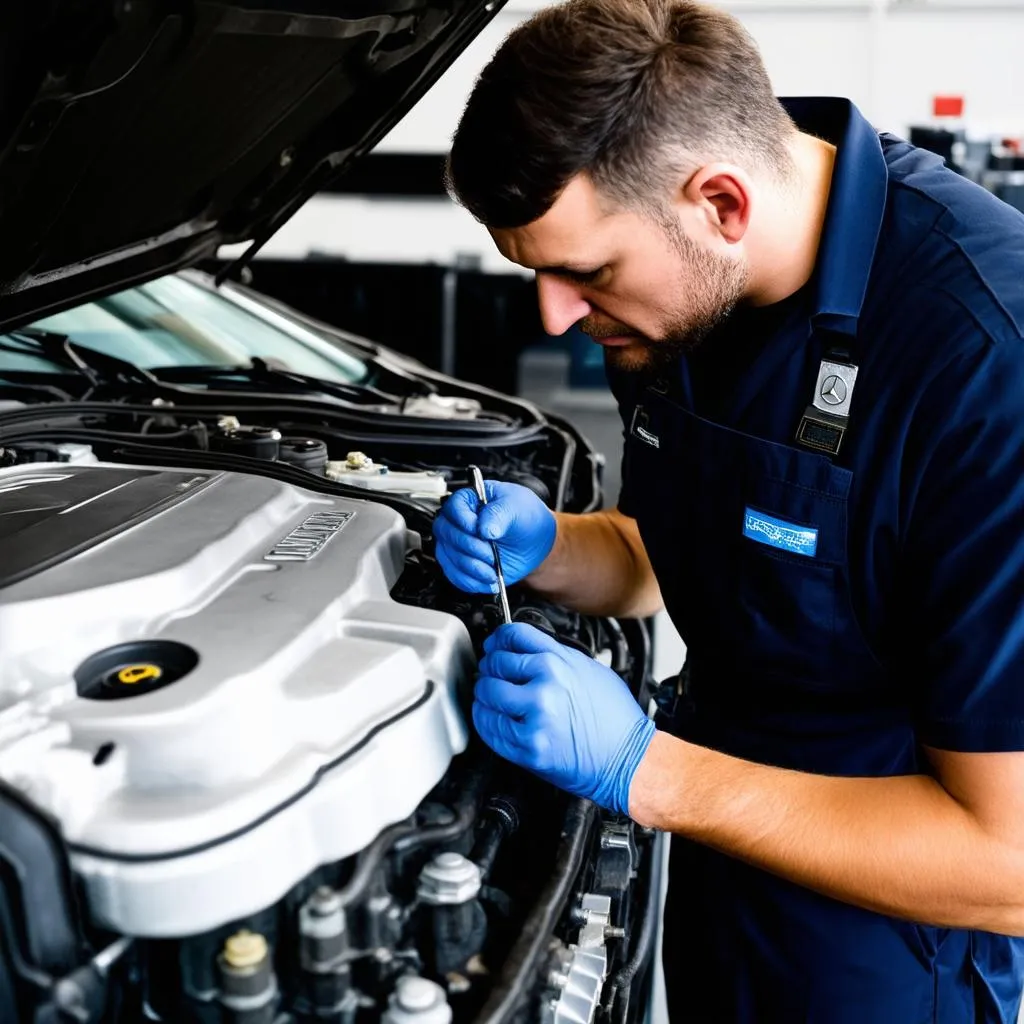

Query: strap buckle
<box><xmin>795</xmin><ymin>357</ymin><xmax>859</xmax><ymax>456</ymax></box>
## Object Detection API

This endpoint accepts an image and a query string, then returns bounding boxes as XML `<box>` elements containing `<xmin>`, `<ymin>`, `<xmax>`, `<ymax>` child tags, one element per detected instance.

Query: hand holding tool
<box><xmin>432</xmin><ymin>476</ymin><xmax>556</xmax><ymax>596</ymax></box>
<box><xmin>472</xmin><ymin>623</ymin><xmax>656</xmax><ymax>816</ymax></box>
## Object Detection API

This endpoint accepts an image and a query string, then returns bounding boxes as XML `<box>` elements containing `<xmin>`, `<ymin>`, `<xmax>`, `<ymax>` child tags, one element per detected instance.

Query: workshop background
<box><xmin>211</xmin><ymin>6</ymin><xmax>1024</xmax><ymax>1020</ymax></box>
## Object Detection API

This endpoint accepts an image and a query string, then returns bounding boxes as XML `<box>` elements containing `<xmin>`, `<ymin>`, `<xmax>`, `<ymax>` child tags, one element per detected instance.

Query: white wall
<box><xmin>382</xmin><ymin>0</ymin><xmax>1024</xmax><ymax>148</ymax></box>
<box><xmin>226</xmin><ymin>0</ymin><xmax>1024</xmax><ymax>268</ymax></box>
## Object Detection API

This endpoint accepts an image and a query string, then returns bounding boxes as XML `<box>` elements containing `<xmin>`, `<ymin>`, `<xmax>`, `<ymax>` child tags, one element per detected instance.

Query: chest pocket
<box><xmin>624</xmin><ymin>388</ymin><xmax>882</xmax><ymax>698</ymax></box>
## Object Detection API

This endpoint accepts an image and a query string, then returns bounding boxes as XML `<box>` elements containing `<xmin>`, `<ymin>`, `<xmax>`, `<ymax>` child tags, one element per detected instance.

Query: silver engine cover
<box><xmin>0</xmin><ymin>462</ymin><xmax>472</xmax><ymax>937</ymax></box>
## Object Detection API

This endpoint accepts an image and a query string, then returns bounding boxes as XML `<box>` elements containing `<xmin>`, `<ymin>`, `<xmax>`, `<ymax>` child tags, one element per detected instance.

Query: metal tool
<box><xmin>469</xmin><ymin>465</ymin><xmax>512</xmax><ymax>624</ymax></box>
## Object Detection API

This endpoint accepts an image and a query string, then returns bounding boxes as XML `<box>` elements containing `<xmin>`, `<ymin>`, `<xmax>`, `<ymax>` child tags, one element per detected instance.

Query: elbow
<box><xmin>1001</xmin><ymin>915</ymin><xmax>1024</xmax><ymax>938</ymax></box>
<box><xmin>977</xmin><ymin>899</ymin><xmax>1024</xmax><ymax>938</ymax></box>
<box><xmin>626</xmin><ymin>586</ymin><xmax>665</xmax><ymax>621</ymax></box>
<box><xmin>622</xmin><ymin>558</ymin><xmax>664</xmax><ymax>620</ymax></box>
<box><xmin>989</xmin><ymin>870</ymin><xmax>1024</xmax><ymax>936</ymax></box>
<box><xmin>952</xmin><ymin>847</ymin><xmax>1024</xmax><ymax>936</ymax></box>
<box><xmin>968</xmin><ymin>828</ymin><xmax>1024</xmax><ymax>936</ymax></box>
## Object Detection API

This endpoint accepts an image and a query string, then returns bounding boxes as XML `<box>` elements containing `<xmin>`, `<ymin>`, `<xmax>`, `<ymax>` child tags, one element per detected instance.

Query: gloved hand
<box><xmin>433</xmin><ymin>481</ymin><xmax>556</xmax><ymax>594</ymax></box>
<box><xmin>473</xmin><ymin>623</ymin><xmax>656</xmax><ymax>816</ymax></box>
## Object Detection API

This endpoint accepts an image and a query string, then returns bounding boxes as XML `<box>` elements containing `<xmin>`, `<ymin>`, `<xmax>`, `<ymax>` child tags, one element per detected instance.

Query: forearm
<box><xmin>525</xmin><ymin>509</ymin><xmax>662</xmax><ymax>618</ymax></box>
<box><xmin>630</xmin><ymin>732</ymin><xmax>1024</xmax><ymax>935</ymax></box>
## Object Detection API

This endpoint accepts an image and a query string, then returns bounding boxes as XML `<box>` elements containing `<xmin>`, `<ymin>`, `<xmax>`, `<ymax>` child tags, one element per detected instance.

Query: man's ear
<box><xmin>681</xmin><ymin>163</ymin><xmax>752</xmax><ymax>244</ymax></box>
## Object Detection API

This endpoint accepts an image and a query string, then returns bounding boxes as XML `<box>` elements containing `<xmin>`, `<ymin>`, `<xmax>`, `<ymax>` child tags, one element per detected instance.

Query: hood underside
<box><xmin>0</xmin><ymin>0</ymin><xmax>503</xmax><ymax>332</ymax></box>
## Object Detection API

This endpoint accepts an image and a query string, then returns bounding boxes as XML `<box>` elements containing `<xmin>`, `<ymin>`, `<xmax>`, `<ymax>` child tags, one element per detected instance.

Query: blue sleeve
<box><xmin>908</xmin><ymin>338</ymin><xmax>1024</xmax><ymax>751</ymax></box>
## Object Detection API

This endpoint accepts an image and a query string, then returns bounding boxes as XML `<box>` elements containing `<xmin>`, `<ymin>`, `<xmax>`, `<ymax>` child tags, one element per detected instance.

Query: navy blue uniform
<box><xmin>610</xmin><ymin>98</ymin><xmax>1024</xmax><ymax>1022</ymax></box>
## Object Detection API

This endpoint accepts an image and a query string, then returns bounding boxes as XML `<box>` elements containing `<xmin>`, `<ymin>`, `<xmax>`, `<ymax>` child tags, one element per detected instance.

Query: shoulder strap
<box><xmin>794</xmin><ymin>342</ymin><xmax>860</xmax><ymax>457</ymax></box>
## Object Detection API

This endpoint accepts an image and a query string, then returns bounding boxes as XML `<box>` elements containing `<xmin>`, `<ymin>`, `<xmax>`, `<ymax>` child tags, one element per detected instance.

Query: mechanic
<box><xmin>432</xmin><ymin>0</ymin><xmax>1024</xmax><ymax>1021</ymax></box>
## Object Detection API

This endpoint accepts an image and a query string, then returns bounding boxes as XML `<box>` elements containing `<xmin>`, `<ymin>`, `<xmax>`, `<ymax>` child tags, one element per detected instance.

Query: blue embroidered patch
<box><xmin>743</xmin><ymin>508</ymin><xmax>818</xmax><ymax>557</ymax></box>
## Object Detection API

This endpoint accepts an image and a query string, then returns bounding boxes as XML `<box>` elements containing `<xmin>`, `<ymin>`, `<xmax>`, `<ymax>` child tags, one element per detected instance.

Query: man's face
<box><xmin>490</xmin><ymin>174</ymin><xmax>749</xmax><ymax>372</ymax></box>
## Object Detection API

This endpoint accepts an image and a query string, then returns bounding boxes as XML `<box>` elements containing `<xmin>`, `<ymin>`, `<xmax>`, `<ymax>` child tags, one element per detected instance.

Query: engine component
<box><xmin>296</xmin><ymin>886</ymin><xmax>357</xmax><ymax>1023</ymax></box>
<box><xmin>383</xmin><ymin>976</ymin><xmax>452</xmax><ymax>1024</ymax></box>
<box><xmin>0</xmin><ymin>781</ymin><xmax>86</xmax><ymax>1022</ymax></box>
<box><xmin>0</xmin><ymin>462</ymin><xmax>473</xmax><ymax>937</ymax></box>
<box><xmin>475</xmin><ymin>800</ymin><xmax>597</xmax><ymax>1024</ymax></box>
<box><xmin>601</xmin><ymin>831</ymin><xmax>669</xmax><ymax>1024</ymax></box>
<box><xmin>0</xmin><ymin>361</ymin><xmax>651</xmax><ymax>1023</ymax></box>
<box><xmin>211</xmin><ymin>423</ymin><xmax>282</xmax><ymax>460</ymax></box>
<box><xmin>594</xmin><ymin>822</ymin><xmax>640</xmax><ymax>897</ymax></box>
<box><xmin>418</xmin><ymin>852</ymin><xmax>487</xmax><ymax>980</ymax></box>
<box><xmin>545</xmin><ymin>894</ymin><xmax>618</xmax><ymax>1024</ymax></box>
<box><xmin>280</xmin><ymin>436</ymin><xmax>329</xmax><ymax>475</ymax></box>
<box><xmin>546</xmin><ymin>944</ymin><xmax>607</xmax><ymax>1024</ymax></box>
<box><xmin>327</xmin><ymin>452</ymin><xmax>448</xmax><ymax>499</ymax></box>
<box><xmin>418</xmin><ymin>852</ymin><xmax>482</xmax><ymax>907</ymax></box>
<box><xmin>401</xmin><ymin>395</ymin><xmax>482</xmax><ymax>421</ymax></box>
<box><xmin>74</xmin><ymin>639</ymin><xmax>200</xmax><ymax>701</ymax></box>
<box><xmin>218</xmin><ymin>930</ymin><xmax>279</xmax><ymax>1024</ymax></box>
<box><xmin>300</xmin><ymin>887</ymin><xmax>348</xmax><ymax>970</ymax></box>
<box><xmin>0</xmin><ymin>441</ymin><xmax>97</xmax><ymax>466</ymax></box>
<box><xmin>51</xmin><ymin>936</ymin><xmax>133</xmax><ymax>1024</ymax></box>
<box><xmin>472</xmin><ymin>796</ymin><xmax>520</xmax><ymax>878</ymax></box>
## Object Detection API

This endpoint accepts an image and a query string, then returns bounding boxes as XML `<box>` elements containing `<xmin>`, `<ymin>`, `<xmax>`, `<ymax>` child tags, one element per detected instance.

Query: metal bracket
<box><xmin>795</xmin><ymin>358</ymin><xmax>859</xmax><ymax>456</ymax></box>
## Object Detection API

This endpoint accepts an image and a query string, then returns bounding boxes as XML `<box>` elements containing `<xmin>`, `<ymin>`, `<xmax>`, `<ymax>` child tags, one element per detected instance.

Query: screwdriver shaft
<box><xmin>469</xmin><ymin>466</ymin><xmax>512</xmax><ymax>624</ymax></box>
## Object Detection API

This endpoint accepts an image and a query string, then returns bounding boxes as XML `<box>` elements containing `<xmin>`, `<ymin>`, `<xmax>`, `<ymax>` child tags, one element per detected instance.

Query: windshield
<box><xmin>0</xmin><ymin>273</ymin><xmax>371</xmax><ymax>384</ymax></box>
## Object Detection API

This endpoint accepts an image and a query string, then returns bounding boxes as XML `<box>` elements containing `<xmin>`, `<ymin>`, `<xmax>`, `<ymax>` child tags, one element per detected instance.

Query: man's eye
<box><xmin>569</xmin><ymin>267</ymin><xmax>605</xmax><ymax>285</ymax></box>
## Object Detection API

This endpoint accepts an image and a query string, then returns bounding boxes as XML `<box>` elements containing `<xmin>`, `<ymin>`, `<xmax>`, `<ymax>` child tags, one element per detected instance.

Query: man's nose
<box><xmin>536</xmin><ymin>274</ymin><xmax>591</xmax><ymax>337</ymax></box>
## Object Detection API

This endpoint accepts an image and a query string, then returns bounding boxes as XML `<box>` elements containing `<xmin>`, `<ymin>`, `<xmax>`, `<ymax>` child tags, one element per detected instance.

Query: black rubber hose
<box><xmin>552</xmin><ymin>429</ymin><xmax>576</xmax><ymax>512</ymax></box>
<box><xmin>0</xmin><ymin>428</ymin><xmax>196</xmax><ymax>445</ymax></box>
<box><xmin>618</xmin><ymin>617</ymin><xmax>654</xmax><ymax>704</ymax></box>
<box><xmin>336</xmin><ymin>819</ymin><xmax>422</xmax><ymax>909</ymax></box>
<box><xmin>471</xmin><ymin>798</ymin><xmax>597</xmax><ymax>1024</ymax></box>
<box><xmin>0</xmin><ymin>896</ymin><xmax>52</xmax><ymax>992</ymax></box>
<box><xmin>0</xmin><ymin>398</ymin><xmax>540</xmax><ymax>442</ymax></box>
<box><xmin>471</xmin><ymin>797</ymin><xmax>520</xmax><ymax>880</ymax></box>
<box><xmin>338</xmin><ymin>763</ymin><xmax>491</xmax><ymax>908</ymax></box>
<box><xmin>391</xmin><ymin>755</ymin><xmax>492</xmax><ymax>856</ymax></box>
<box><xmin>333</xmin><ymin>754</ymin><xmax>492</xmax><ymax>908</ymax></box>
<box><xmin>602</xmin><ymin>616</ymin><xmax>632</xmax><ymax>678</ymax></box>
<box><xmin>604</xmin><ymin>830</ymin><xmax>669</xmax><ymax>1022</ymax></box>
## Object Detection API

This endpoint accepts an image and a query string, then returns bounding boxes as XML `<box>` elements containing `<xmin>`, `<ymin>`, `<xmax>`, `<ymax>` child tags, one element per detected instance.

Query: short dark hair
<box><xmin>446</xmin><ymin>0</ymin><xmax>796</xmax><ymax>229</ymax></box>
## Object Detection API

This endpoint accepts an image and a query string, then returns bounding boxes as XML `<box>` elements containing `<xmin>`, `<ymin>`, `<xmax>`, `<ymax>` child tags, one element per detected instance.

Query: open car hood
<box><xmin>0</xmin><ymin>0</ymin><xmax>504</xmax><ymax>332</ymax></box>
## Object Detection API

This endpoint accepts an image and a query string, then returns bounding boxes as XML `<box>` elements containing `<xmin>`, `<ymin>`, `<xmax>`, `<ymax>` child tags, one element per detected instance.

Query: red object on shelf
<box><xmin>933</xmin><ymin>95</ymin><xmax>965</xmax><ymax>118</ymax></box>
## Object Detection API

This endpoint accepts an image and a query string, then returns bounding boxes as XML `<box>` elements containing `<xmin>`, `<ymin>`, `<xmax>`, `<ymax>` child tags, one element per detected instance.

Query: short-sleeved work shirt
<box><xmin>612</xmin><ymin>98</ymin><xmax>1024</xmax><ymax>756</ymax></box>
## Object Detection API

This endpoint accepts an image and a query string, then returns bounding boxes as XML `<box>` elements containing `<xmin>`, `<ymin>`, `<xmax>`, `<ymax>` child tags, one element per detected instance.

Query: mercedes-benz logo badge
<box><xmin>820</xmin><ymin>374</ymin><xmax>847</xmax><ymax>406</ymax></box>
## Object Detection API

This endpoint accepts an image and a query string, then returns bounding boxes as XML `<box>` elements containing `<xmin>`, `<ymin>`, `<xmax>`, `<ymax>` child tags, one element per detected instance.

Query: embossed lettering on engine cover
<box><xmin>264</xmin><ymin>510</ymin><xmax>354</xmax><ymax>562</ymax></box>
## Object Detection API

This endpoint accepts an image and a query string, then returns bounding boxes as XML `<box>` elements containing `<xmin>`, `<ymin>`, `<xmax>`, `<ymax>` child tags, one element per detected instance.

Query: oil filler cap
<box><xmin>75</xmin><ymin>641</ymin><xmax>199</xmax><ymax>701</ymax></box>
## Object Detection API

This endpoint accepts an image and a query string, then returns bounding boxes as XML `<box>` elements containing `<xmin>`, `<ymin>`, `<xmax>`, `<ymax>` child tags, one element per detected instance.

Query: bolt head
<box><xmin>417</xmin><ymin>852</ymin><xmax>482</xmax><ymax>905</ymax></box>
<box><xmin>395</xmin><ymin>976</ymin><xmax>442</xmax><ymax>1012</ymax></box>
<box><xmin>222</xmin><ymin>930</ymin><xmax>267</xmax><ymax>970</ymax></box>
<box><xmin>309</xmin><ymin>887</ymin><xmax>343</xmax><ymax>917</ymax></box>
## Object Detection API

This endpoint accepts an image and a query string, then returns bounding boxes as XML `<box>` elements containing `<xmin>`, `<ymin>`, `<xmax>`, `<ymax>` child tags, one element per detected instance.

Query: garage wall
<box><xmin>228</xmin><ymin>0</ymin><xmax>1024</xmax><ymax>269</ymax></box>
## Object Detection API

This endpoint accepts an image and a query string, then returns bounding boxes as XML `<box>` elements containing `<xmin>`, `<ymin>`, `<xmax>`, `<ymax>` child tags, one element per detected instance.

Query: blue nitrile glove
<box><xmin>473</xmin><ymin>623</ymin><xmax>656</xmax><ymax>816</ymax></box>
<box><xmin>433</xmin><ymin>481</ymin><xmax>556</xmax><ymax>594</ymax></box>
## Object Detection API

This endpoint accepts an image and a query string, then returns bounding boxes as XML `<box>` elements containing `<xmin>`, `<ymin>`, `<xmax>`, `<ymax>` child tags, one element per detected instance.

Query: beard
<box><xmin>583</xmin><ymin>223</ymin><xmax>749</xmax><ymax>373</ymax></box>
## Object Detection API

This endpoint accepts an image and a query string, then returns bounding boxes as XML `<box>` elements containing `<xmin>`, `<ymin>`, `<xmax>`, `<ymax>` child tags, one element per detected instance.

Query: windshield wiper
<box><xmin>0</xmin><ymin>378</ymin><xmax>76</xmax><ymax>402</ymax></box>
<box><xmin>150</xmin><ymin>358</ymin><xmax>408</xmax><ymax>407</ymax></box>
<box><xmin>0</xmin><ymin>328</ymin><xmax>163</xmax><ymax>396</ymax></box>
<box><xmin>0</xmin><ymin>335</ymin><xmax>399</xmax><ymax>409</ymax></box>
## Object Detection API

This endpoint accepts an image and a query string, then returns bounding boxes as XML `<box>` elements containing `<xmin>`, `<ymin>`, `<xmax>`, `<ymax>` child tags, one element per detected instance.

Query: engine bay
<box><xmin>0</xmin><ymin>348</ymin><xmax>664</xmax><ymax>1024</ymax></box>
<box><xmin>0</xmin><ymin>0</ymin><xmax>666</xmax><ymax>1015</ymax></box>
